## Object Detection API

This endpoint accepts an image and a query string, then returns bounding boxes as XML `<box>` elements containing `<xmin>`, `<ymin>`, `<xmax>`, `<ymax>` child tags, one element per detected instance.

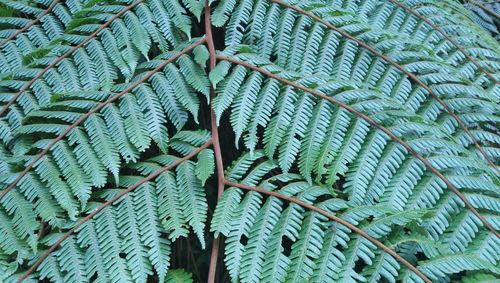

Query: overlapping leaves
<box><xmin>0</xmin><ymin>0</ymin><xmax>499</xmax><ymax>282</ymax></box>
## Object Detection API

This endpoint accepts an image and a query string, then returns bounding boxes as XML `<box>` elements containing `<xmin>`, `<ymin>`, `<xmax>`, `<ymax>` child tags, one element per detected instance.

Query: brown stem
<box><xmin>0</xmin><ymin>0</ymin><xmax>61</xmax><ymax>48</ymax></box>
<box><xmin>217</xmin><ymin>54</ymin><xmax>499</xmax><ymax>238</ymax></box>
<box><xmin>17</xmin><ymin>140</ymin><xmax>213</xmax><ymax>283</ymax></box>
<box><xmin>208</xmin><ymin>237</ymin><xmax>222</xmax><ymax>283</ymax></box>
<box><xmin>205</xmin><ymin>3</ymin><xmax>224</xmax><ymax>203</ymax></box>
<box><xmin>223</xmin><ymin>180</ymin><xmax>432</xmax><ymax>283</ymax></box>
<box><xmin>0</xmin><ymin>0</ymin><xmax>144</xmax><ymax>117</ymax></box>
<box><xmin>271</xmin><ymin>0</ymin><xmax>499</xmax><ymax>173</ymax></box>
<box><xmin>0</xmin><ymin>39</ymin><xmax>206</xmax><ymax>202</ymax></box>
<box><xmin>206</xmin><ymin>1</ymin><xmax>226</xmax><ymax>282</ymax></box>
<box><xmin>387</xmin><ymin>0</ymin><xmax>498</xmax><ymax>83</ymax></box>
<box><xmin>469</xmin><ymin>0</ymin><xmax>500</xmax><ymax>19</ymax></box>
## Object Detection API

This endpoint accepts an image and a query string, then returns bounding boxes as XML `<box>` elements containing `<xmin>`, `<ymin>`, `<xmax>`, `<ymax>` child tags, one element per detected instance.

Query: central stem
<box><xmin>205</xmin><ymin>1</ymin><xmax>226</xmax><ymax>282</ymax></box>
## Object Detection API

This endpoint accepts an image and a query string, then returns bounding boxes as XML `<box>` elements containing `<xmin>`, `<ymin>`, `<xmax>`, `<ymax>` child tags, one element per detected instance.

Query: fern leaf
<box><xmin>195</xmin><ymin>148</ymin><xmax>215</xmax><ymax>186</ymax></box>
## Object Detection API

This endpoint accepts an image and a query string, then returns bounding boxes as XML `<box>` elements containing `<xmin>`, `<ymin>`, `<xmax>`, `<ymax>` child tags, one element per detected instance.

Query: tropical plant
<box><xmin>0</xmin><ymin>0</ymin><xmax>498</xmax><ymax>282</ymax></box>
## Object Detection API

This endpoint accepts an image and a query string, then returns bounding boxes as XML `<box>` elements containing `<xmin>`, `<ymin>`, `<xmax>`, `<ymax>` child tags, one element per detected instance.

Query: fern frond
<box><xmin>1</xmin><ymin>0</ymin><xmax>499</xmax><ymax>281</ymax></box>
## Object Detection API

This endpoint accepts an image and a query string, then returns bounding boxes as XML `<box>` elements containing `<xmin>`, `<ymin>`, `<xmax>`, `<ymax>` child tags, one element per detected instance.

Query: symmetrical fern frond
<box><xmin>0</xmin><ymin>38</ymin><xmax>206</xmax><ymax>203</ymax></box>
<box><xmin>214</xmin><ymin>53</ymin><xmax>498</xmax><ymax>235</ymax></box>
<box><xmin>16</xmin><ymin>135</ymin><xmax>212</xmax><ymax>282</ymax></box>
<box><xmin>215</xmin><ymin>155</ymin><xmax>498</xmax><ymax>283</ymax></box>
<box><xmin>0</xmin><ymin>0</ymin><xmax>498</xmax><ymax>282</ymax></box>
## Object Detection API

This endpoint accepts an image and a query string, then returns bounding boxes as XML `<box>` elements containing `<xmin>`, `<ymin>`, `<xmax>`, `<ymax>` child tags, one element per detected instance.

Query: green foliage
<box><xmin>0</xmin><ymin>0</ymin><xmax>499</xmax><ymax>282</ymax></box>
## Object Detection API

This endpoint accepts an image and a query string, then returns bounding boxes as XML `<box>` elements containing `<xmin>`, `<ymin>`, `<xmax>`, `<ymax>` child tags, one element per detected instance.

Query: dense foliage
<box><xmin>0</xmin><ymin>0</ymin><xmax>499</xmax><ymax>282</ymax></box>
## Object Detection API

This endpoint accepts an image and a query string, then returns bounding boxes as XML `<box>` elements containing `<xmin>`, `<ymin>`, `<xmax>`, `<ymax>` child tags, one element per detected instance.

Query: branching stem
<box><xmin>5</xmin><ymin>2</ymin><xmax>499</xmax><ymax>282</ymax></box>
<box><xmin>206</xmin><ymin>1</ymin><xmax>226</xmax><ymax>281</ymax></box>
